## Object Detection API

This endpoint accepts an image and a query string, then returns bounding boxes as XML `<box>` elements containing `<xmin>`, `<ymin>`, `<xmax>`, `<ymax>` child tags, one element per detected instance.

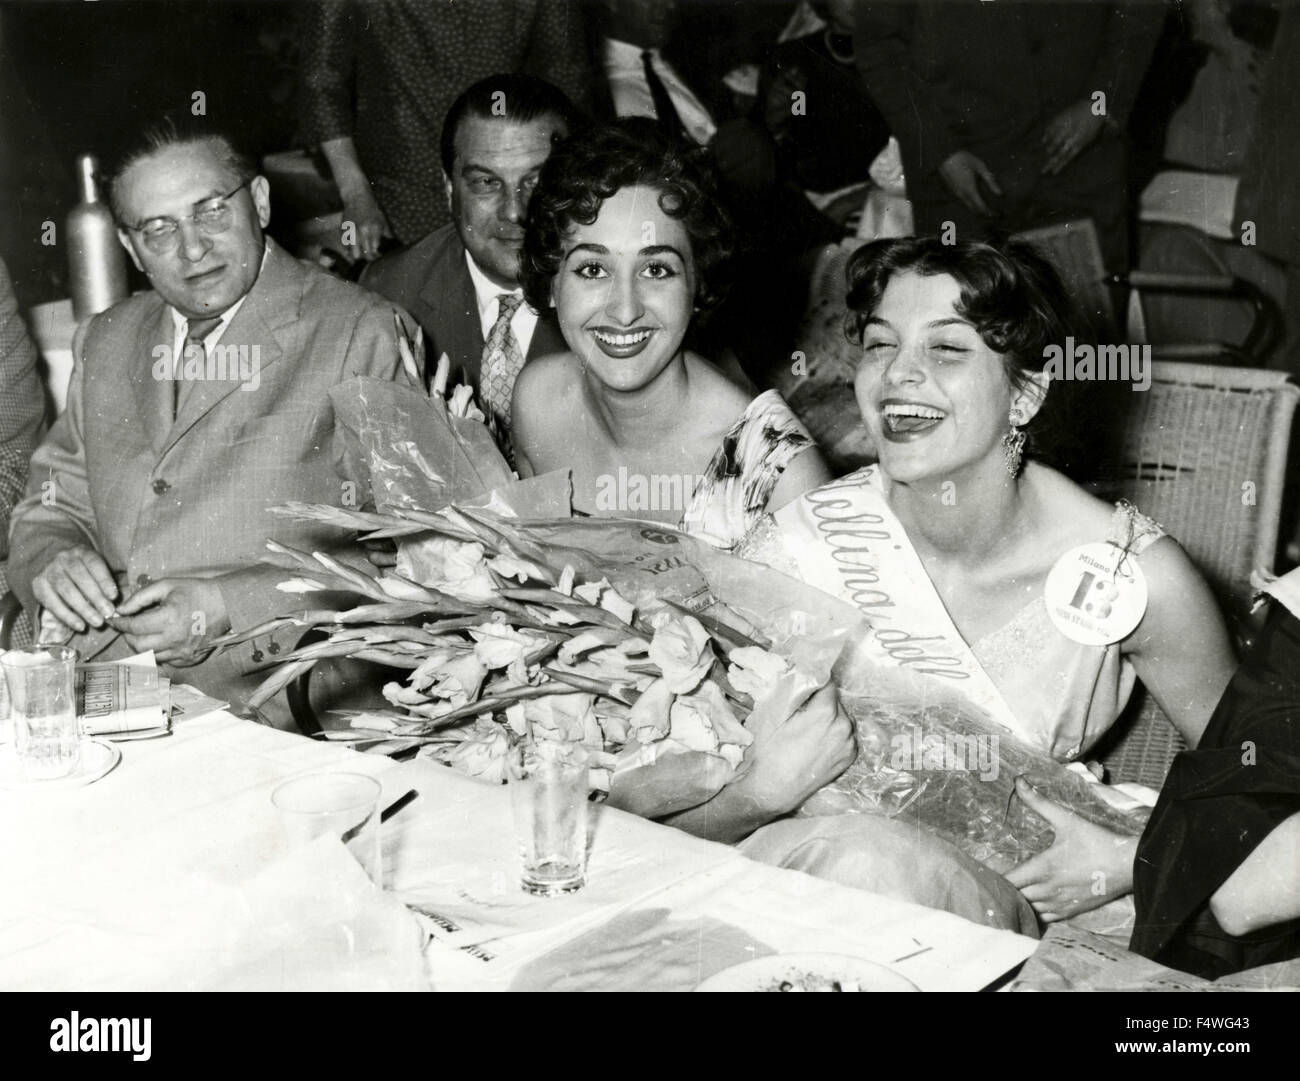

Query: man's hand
<box><xmin>110</xmin><ymin>578</ymin><xmax>232</xmax><ymax>666</ymax></box>
<box><xmin>1004</xmin><ymin>778</ymin><xmax>1137</xmax><ymax>922</ymax></box>
<box><xmin>1040</xmin><ymin>100</ymin><xmax>1108</xmax><ymax>176</ymax></box>
<box><xmin>339</xmin><ymin>185</ymin><xmax>393</xmax><ymax>263</ymax></box>
<box><xmin>31</xmin><ymin>546</ymin><xmax>119</xmax><ymax>633</ymax></box>
<box><xmin>730</xmin><ymin>684</ymin><xmax>856</xmax><ymax>817</ymax></box>
<box><xmin>938</xmin><ymin>150</ymin><xmax>1002</xmax><ymax>215</ymax></box>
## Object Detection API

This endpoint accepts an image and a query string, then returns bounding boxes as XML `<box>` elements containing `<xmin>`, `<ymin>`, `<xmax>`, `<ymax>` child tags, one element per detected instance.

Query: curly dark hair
<box><xmin>843</xmin><ymin>236</ymin><xmax>1087</xmax><ymax>468</ymax></box>
<box><xmin>520</xmin><ymin>117</ymin><xmax>734</xmax><ymax>314</ymax></box>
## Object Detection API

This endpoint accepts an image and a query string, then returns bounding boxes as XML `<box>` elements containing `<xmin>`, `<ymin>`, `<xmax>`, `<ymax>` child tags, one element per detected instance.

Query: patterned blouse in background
<box><xmin>0</xmin><ymin>255</ymin><xmax>45</xmax><ymax>562</ymax></box>
<box><xmin>299</xmin><ymin>0</ymin><xmax>592</xmax><ymax>246</ymax></box>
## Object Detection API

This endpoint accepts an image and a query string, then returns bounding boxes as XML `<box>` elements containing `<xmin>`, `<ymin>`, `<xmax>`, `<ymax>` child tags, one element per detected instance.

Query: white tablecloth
<box><xmin>1</xmin><ymin>710</ymin><xmax>1036</xmax><ymax>991</ymax></box>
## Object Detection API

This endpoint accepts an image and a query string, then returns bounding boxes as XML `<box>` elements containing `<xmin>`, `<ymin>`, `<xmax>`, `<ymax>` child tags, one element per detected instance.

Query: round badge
<box><xmin>1044</xmin><ymin>543</ymin><xmax>1149</xmax><ymax>646</ymax></box>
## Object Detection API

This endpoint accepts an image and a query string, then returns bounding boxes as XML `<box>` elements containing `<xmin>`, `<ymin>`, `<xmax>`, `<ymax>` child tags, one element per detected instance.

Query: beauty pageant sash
<box><xmin>771</xmin><ymin>466</ymin><xmax>1027</xmax><ymax>739</ymax></box>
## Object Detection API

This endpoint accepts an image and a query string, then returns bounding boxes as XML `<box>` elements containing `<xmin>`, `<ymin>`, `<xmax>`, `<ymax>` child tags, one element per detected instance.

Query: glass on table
<box><xmin>2</xmin><ymin>645</ymin><xmax>80</xmax><ymax>780</ymax></box>
<box><xmin>507</xmin><ymin>738</ymin><xmax>590</xmax><ymax>896</ymax></box>
<box><xmin>271</xmin><ymin>771</ymin><xmax>383</xmax><ymax>886</ymax></box>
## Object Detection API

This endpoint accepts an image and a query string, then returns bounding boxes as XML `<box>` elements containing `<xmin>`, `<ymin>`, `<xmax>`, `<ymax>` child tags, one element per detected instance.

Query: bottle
<box><xmin>66</xmin><ymin>154</ymin><xmax>128</xmax><ymax>321</ymax></box>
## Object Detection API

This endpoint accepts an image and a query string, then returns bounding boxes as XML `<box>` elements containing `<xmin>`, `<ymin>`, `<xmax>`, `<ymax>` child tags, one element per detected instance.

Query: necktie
<box><xmin>642</xmin><ymin>49</ymin><xmax>688</xmax><ymax>143</ymax></box>
<box><xmin>177</xmin><ymin>316</ymin><xmax>222</xmax><ymax>418</ymax></box>
<box><xmin>480</xmin><ymin>293</ymin><xmax>525</xmax><ymax>439</ymax></box>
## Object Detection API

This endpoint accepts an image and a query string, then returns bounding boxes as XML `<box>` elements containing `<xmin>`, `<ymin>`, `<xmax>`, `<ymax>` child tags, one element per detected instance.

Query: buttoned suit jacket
<box><xmin>8</xmin><ymin>238</ymin><xmax>416</xmax><ymax>723</ymax></box>
<box><xmin>360</xmin><ymin>223</ymin><xmax>567</xmax><ymax>396</ymax></box>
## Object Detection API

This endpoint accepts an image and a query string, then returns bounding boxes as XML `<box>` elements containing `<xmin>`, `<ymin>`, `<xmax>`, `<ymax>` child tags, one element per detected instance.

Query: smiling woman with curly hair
<box><xmin>511</xmin><ymin>117</ymin><xmax>830</xmax><ymax>552</ymax></box>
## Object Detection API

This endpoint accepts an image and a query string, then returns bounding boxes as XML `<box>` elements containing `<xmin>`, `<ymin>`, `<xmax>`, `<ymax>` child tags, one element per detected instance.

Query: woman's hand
<box><xmin>319</xmin><ymin>135</ymin><xmax>393</xmax><ymax>262</ymax></box>
<box><xmin>1004</xmin><ymin>779</ymin><xmax>1137</xmax><ymax>922</ymax></box>
<box><xmin>660</xmin><ymin>683</ymin><xmax>856</xmax><ymax>843</ymax></box>
<box><xmin>339</xmin><ymin>185</ymin><xmax>393</xmax><ymax>262</ymax></box>
<box><xmin>734</xmin><ymin>683</ymin><xmax>857</xmax><ymax>816</ymax></box>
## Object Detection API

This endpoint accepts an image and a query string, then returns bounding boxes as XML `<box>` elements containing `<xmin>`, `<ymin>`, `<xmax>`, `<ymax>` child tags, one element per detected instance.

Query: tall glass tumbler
<box><xmin>507</xmin><ymin>739</ymin><xmax>589</xmax><ymax>896</ymax></box>
<box><xmin>2</xmin><ymin>645</ymin><xmax>80</xmax><ymax>779</ymax></box>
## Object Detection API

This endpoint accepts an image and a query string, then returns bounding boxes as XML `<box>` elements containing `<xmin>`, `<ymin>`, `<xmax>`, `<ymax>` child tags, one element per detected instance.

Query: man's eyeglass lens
<box><xmin>135</xmin><ymin>182</ymin><xmax>248</xmax><ymax>253</ymax></box>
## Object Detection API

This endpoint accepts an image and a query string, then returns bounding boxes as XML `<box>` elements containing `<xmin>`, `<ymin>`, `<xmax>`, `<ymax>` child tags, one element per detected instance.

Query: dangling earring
<box><xmin>1002</xmin><ymin>407</ymin><xmax>1026</xmax><ymax>478</ymax></box>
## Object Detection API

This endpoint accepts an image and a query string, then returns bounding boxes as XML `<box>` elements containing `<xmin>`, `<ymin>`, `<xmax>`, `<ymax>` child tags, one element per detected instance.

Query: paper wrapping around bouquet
<box><xmin>331</xmin><ymin>376</ymin><xmax>573</xmax><ymax>516</ymax></box>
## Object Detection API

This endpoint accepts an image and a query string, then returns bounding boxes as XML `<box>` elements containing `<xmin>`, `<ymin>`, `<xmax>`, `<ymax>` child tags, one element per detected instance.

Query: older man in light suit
<box><xmin>7</xmin><ymin>117</ymin><xmax>417</xmax><ymax>727</ymax></box>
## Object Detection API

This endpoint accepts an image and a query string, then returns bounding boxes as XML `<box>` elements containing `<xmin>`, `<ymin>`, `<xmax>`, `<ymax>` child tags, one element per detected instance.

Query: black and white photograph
<box><xmin>0</xmin><ymin>0</ymin><xmax>1297</xmax><ymax>1024</ymax></box>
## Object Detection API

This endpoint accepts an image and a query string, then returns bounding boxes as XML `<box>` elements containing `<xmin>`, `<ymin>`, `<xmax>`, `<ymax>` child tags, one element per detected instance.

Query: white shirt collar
<box><xmin>167</xmin><ymin>242</ymin><xmax>269</xmax><ymax>341</ymax></box>
<box><xmin>463</xmin><ymin>250</ymin><xmax>541</xmax><ymax>355</ymax></box>
<box><xmin>464</xmin><ymin>249</ymin><xmax>524</xmax><ymax>325</ymax></box>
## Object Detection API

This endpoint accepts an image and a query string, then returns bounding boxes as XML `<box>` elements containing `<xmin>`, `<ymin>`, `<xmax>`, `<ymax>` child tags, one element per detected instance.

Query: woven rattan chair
<box><xmin>1012</xmin><ymin>218</ymin><xmax>1283</xmax><ymax>363</ymax></box>
<box><xmin>1092</xmin><ymin>361</ymin><xmax>1299</xmax><ymax>787</ymax></box>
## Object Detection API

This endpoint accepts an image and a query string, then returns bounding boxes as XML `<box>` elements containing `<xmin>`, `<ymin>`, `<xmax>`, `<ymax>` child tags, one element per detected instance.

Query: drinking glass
<box><xmin>2</xmin><ymin>645</ymin><xmax>80</xmax><ymax>780</ymax></box>
<box><xmin>507</xmin><ymin>739</ymin><xmax>589</xmax><ymax>896</ymax></box>
<box><xmin>271</xmin><ymin>771</ymin><xmax>382</xmax><ymax>886</ymax></box>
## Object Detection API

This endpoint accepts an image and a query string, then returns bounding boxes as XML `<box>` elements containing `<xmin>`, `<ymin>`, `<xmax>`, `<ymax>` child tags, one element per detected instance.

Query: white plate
<box><xmin>0</xmin><ymin>738</ymin><xmax>122</xmax><ymax>792</ymax></box>
<box><xmin>695</xmin><ymin>953</ymin><xmax>920</xmax><ymax>993</ymax></box>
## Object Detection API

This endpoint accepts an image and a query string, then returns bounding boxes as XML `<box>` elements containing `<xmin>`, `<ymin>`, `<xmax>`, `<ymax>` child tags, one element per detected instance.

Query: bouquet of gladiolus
<box><xmin>215</xmin><ymin>502</ymin><xmax>837</xmax><ymax>813</ymax></box>
<box><xmin>214</xmin><ymin>318</ymin><xmax>850</xmax><ymax>813</ymax></box>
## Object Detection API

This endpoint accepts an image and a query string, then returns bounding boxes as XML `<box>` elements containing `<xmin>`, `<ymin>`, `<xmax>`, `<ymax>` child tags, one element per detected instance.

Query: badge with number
<box><xmin>1044</xmin><ymin>542</ymin><xmax>1149</xmax><ymax>646</ymax></box>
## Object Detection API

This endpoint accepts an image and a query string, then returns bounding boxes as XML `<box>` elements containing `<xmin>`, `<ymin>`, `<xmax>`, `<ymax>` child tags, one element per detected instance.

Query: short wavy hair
<box><xmin>106</xmin><ymin>113</ymin><xmax>256</xmax><ymax>223</ymax></box>
<box><xmin>844</xmin><ymin>236</ymin><xmax>1084</xmax><ymax>466</ymax></box>
<box><xmin>520</xmin><ymin>117</ymin><xmax>733</xmax><ymax>313</ymax></box>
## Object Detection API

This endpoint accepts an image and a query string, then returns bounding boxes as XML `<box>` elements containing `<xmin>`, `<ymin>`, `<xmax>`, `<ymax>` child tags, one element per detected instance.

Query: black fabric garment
<box><xmin>759</xmin><ymin>31</ymin><xmax>891</xmax><ymax>194</ymax></box>
<box><xmin>1131</xmin><ymin>599</ymin><xmax>1300</xmax><ymax>978</ymax></box>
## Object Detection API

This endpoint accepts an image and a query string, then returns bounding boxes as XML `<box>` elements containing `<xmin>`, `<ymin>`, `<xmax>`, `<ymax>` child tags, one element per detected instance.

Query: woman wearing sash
<box><xmin>739</xmin><ymin>237</ymin><xmax>1238</xmax><ymax>930</ymax></box>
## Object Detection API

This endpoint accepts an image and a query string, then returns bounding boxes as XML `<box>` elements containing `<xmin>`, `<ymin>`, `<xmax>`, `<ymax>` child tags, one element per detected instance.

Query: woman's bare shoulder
<box><xmin>684</xmin><ymin>352</ymin><xmax>755</xmax><ymax>425</ymax></box>
<box><xmin>1023</xmin><ymin>463</ymin><xmax>1121</xmax><ymax>543</ymax></box>
<box><xmin>514</xmin><ymin>350</ymin><xmax>580</xmax><ymax>404</ymax></box>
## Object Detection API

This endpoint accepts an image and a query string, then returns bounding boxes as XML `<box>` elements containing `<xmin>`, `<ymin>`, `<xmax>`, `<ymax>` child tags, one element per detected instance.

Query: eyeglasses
<box><xmin>127</xmin><ymin>181</ymin><xmax>250</xmax><ymax>254</ymax></box>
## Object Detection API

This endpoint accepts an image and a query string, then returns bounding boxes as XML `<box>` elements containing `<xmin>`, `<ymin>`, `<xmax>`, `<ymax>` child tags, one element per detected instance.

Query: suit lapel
<box><xmin>160</xmin><ymin>240</ymin><xmax>294</xmax><ymax>456</ymax></box>
<box><xmin>420</xmin><ymin>235</ymin><xmax>485</xmax><ymax>388</ymax></box>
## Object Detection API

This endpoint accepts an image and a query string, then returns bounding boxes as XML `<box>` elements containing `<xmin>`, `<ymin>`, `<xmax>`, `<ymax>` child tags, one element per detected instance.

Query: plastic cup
<box><xmin>271</xmin><ymin>771</ymin><xmax>382</xmax><ymax>885</ymax></box>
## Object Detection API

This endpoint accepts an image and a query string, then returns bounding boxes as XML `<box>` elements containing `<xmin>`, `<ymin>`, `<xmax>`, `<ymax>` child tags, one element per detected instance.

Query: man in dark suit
<box><xmin>854</xmin><ymin>0</ymin><xmax>1165</xmax><ymax>274</ymax></box>
<box><xmin>8</xmin><ymin>116</ymin><xmax>417</xmax><ymax>727</ymax></box>
<box><xmin>360</xmin><ymin>75</ymin><xmax>576</xmax><ymax>442</ymax></box>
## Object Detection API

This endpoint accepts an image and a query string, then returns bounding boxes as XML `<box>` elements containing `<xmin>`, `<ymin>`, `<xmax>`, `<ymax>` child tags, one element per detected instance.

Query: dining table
<box><xmin>1</xmin><ymin>706</ymin><xmax>1038</xmax><ymax>992</ymax></box>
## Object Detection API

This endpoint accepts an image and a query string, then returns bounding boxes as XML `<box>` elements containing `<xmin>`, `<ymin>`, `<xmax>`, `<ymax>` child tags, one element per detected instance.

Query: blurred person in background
<box><xmin>853</xmin><ymin>0</ymin><xmax>1164</xmax><ymax>275</ymax></box>
<box><xmin>595</xmin><ymin>0</ymin><xmax>838</xmax><ymax>380</ymax></box>
<box><xmin>299</xmin><ymin>0</ymin><xmax>592</xmax><ymax>261</ymax></box>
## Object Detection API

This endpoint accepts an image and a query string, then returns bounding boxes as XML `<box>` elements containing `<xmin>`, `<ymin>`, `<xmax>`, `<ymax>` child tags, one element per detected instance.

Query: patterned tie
<box><xmin>480</xmin><ymin>293</ymin><xmax>525</xmax><ymax>436</ymax></box>
<box><xmin>177</xmin><ymin>315</ymin><xmax>221</xmax><ymax>417</ymax></box>
<box><xmin>642</xmin><ymin>49</ymin><xmax>688</xmax><ymax>143</ymax></box>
